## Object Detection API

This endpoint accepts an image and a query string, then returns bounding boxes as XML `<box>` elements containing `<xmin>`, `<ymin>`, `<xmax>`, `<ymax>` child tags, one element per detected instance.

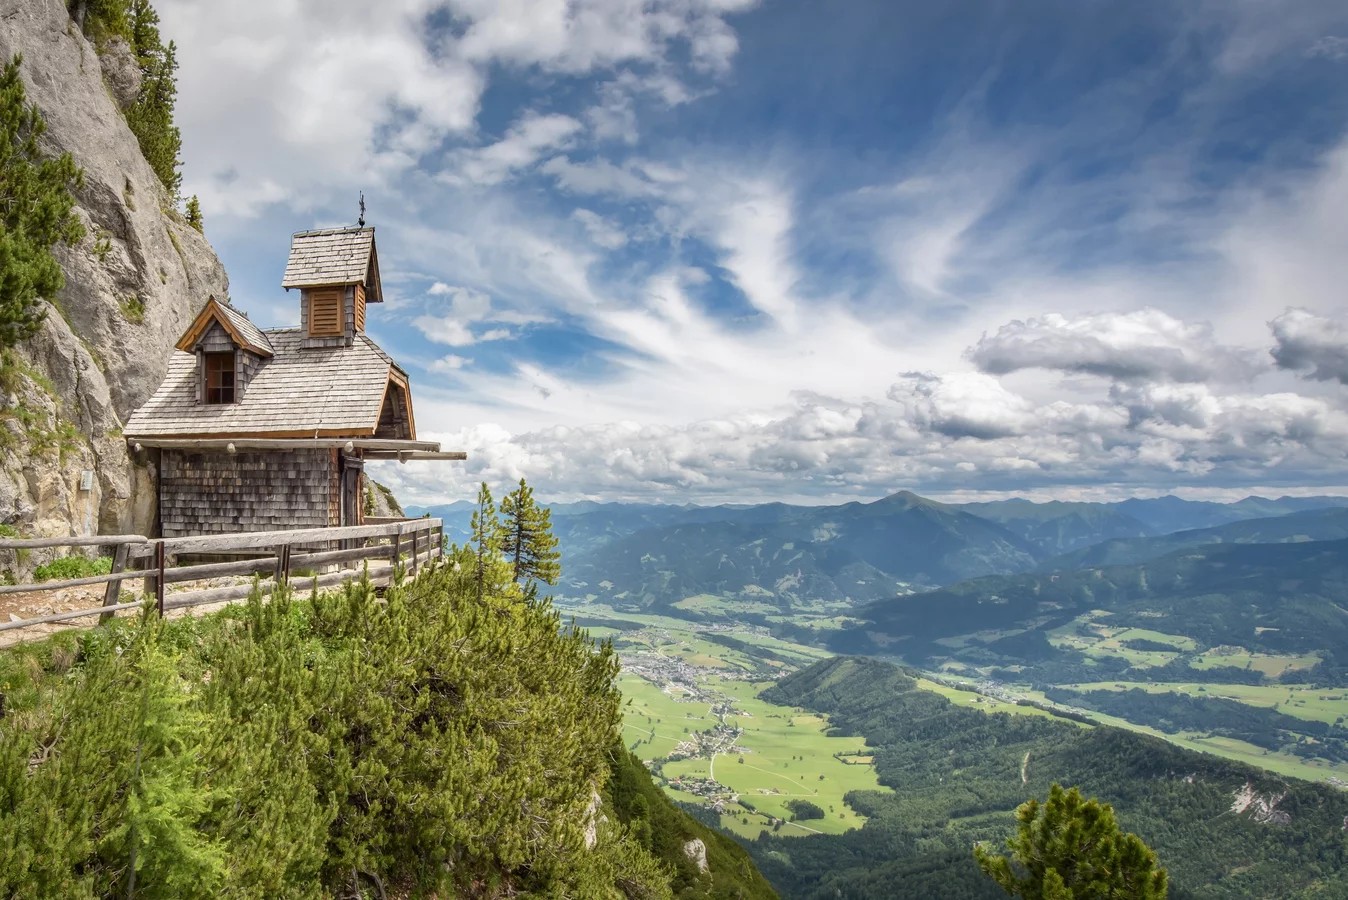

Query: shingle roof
<box><xmin>175</xmin><ymin>297</ymin><xmax>275</xmax><ymax>357</ymax></box>
<box><xmin>281</xmin><ymin>227</ymin><xmax>377</xmax><ymax>293</ymax></box>
<box><xmin>214</xmin><ymin>302</ymin><xmax>273</xmax><ymax>355</ymax></box>
<box><xmin>126</xmin><ymin>331</ymin><xmax>400</xmax><ymax>438</ymax></box>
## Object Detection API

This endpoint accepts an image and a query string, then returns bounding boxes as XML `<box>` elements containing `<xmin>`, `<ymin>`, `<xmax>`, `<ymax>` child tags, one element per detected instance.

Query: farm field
<box><xmin>1016</xmin><ymin>688</ymin><xmax>1348</xmax><ymax>784</ymax></box>
<box><xmin>915</xmin><ymin>677</ymin><xmax>1087</xmax><ymax>724</ymax></box>
<box><xmin>624</xmin><ymin>674</ymin><xmax>889</xmax><ymax>838</ymax></box>
<box><xmin>1060</xmin><ymin>681</ymin><xmax>1348</xmax><ymax>725</ymax></box>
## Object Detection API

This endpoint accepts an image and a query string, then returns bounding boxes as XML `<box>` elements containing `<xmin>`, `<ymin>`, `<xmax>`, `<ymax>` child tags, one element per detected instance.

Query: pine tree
<box><xmin>125</xmin><ymin>1</ymin><xmax>182</xmax><ymax>198</ymax></box>
<box><xmin>0</xmin><ymin>56</ymin><xmax>85</xmax><ymax>347</ymax></box>
<box><xmin>184</xmin><ymin>194</ymin><xmax>203</xmax><ymax>232</ymax></box>
<box><xmin>499</xmin><ymin>477</ymin><xmax>561</xmax><ymax>594</ymax></box>
<box><xmin>974</xmin><ymin>783</ymin><xmax>1168</xmax><ymax>899</ymax></box>
<box><xmin>470</xmin><ymin>481</ymin><xmax>501</xmax><ymax>602</ymax></box>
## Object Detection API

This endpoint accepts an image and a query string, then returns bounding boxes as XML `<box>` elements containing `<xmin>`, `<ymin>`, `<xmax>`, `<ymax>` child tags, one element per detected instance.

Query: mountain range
<box><xmin>410</xmin><ymin>491</ymin><xmax>1348</xmax><ymax>613</ymax></box>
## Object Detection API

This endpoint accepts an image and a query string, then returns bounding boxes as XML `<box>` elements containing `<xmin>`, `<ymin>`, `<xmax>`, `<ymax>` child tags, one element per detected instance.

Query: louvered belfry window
<box><xmin>204</xmin><ymin>352</ymin><xmax>235</xmax><ymax>404</ymax></box>
<box><xmin>309</xmin><ymin>288</ymin><xmax>343</xmax><ymax>336</ymax></box>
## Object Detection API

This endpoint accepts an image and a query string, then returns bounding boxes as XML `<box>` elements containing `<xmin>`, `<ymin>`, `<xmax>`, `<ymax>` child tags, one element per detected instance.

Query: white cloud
<box><xmin>571</xmin><ymin>209</ymin><xmax>629</xmax><ymax>249</ymax></box>
<box><xmin>1271</xmin><ymin>308</ymin><xmax>1348</xmax><ymax>384</ymax></box>
<box><xmin>429</xmin><ymin>354</ymin><xmax>470</xmax><ymax>372</ymax></box>
<box><xmin>967</xmin><ymin>309</ymin><xmax>1260</xmax><ymax>384</ymax></box>
<box><xmin>445</xmin><ymin>112</ymin><xmax>584</xmax><ymax>186</ymax></box>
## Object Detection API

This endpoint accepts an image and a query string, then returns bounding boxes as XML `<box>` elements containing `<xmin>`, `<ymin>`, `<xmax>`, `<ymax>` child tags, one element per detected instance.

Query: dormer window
<box><xmin>204</xmin><ymin>351</ymin><xmax>236</xmax><ymax>404</ymax></box>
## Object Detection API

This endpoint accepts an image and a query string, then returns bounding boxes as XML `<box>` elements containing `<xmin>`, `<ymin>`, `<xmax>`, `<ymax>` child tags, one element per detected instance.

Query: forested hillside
<box><xmin>748</xmin><ymin>657</ymin><xmax>1348</xmax><ymax>899</ymax></box>
<box><xmin>836</xmin><ymin>536</ymin><xmax>1348</xmax><ymax>683</ymax></box>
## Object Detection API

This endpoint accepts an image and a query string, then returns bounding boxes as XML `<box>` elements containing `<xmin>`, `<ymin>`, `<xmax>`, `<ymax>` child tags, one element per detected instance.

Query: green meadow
<box><xmin>1060</xmin><ymin>681</ymin><xmax>1348</xmax><ymax>726</ymax></box>
<box><xmin>625</xmin><ymin>674</ymin><xmax>890</xmax><ymax>839</ymax></box>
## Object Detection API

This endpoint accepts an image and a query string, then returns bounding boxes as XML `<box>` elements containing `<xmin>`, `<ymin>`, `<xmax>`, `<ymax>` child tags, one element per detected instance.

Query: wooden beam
<box><xmin>0</xmin><ymin>599</ymin><xmax>145</xmax><ymax>633</ymax></box>
<box><xmin>128</xmin><ymin>519</ymin><xmax>442</xmax><ymax>558</ymax></box>
<box><xmin>0</xmin><ymin>567</ymin><xmax>141</xmax><ymax>597</ymax></box>
<box><xmin>362</xmin><ymin>451</ymin><xmax>467</xmax><ymax>461</ymax></box>
<box><xmin>125</xmin><ymin>438</ymin><xmax>442</xmax><ymax>452</ymax></box>
<box><xmin>0</xmin><ymin>534</ymin><xmax>148</xmax><ymax>550</ymax></box>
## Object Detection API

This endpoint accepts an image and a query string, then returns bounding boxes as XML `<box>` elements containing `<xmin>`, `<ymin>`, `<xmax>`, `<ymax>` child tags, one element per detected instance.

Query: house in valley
<box><xmin>125</xmin><ymin>225</ymin><xmax>462</xmax><ymax>538</ymax></box>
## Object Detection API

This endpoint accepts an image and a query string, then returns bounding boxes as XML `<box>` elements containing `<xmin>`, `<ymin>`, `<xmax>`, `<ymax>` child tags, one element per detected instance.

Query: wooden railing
<box><xmin>0</xmin><ymin>518</ymin><xmax>443</xmax><ymax>636</ymax></box>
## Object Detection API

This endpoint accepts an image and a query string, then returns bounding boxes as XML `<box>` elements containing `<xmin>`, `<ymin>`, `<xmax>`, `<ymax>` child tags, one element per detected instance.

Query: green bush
<box><xmin>33</xmin><ymin>554</ymin><xmax>112</xmax><ymax>582</ymax></box>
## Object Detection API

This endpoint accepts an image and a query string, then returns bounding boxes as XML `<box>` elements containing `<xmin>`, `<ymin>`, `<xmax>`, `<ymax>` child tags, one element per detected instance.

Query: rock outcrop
<box><xmin>0</xmin><ymin>0</ymin><xmax>227</xmax><ymax>554</ymax></box>
<box><xmin>682</xmin><ymin>838</ymin><xmax>709</xmax><ymax>873</ymax></box>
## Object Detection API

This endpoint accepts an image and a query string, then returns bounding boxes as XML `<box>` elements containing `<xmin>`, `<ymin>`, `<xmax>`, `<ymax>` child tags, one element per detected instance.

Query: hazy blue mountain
<box><xmin>1108</xmin><ymin>494</ymin><xmax>1348</xmax><ymax>533</ymax></box>
<box><xmin>953</xmin><ymin>498</ymin><xmax>1155</xmax><ymax>554</ymax></box>
<box><xmin>835</xmin><ymin>537</ymin><xmax>1348</xmax><ymax>677</ymax></box>
<box><xmin>1042</xmin><ymin>506</ymin><xmax>1348</xmax><ymax>570</ymax></box>
<box><xmin>560</xmin><ymin>491</ymin><xmax>1041</xmax><ymax>611</ymax></box>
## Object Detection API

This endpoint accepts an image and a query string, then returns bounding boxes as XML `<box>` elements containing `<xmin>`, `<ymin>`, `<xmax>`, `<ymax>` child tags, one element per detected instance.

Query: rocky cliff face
<box><xmin>0</xmin><ymin>0</ymin><xmax>227</xmax><ymax>549</ymax></box>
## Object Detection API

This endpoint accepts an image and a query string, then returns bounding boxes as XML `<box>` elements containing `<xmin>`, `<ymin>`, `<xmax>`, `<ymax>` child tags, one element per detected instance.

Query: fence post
<box><xmin>154</xmin><ymin>543</ymin><xmax>166</xmax><ymax>616</ymax></box>
<box><xmin>99</xmin><ymin>542</ymin><xmax>130</xmax><ymax>624</ymax></box>
<box><xmin>409</xmin><ymin>527</ymin><xmax>419</xmax><ymax>577</ymax></box>
<box><xmin>390</xmin><ymin>532</ymin><xmax>402</xmax><ymax>573</ymax></box>
<box><xmin>274</xmin><ymin>543</ymin><xmax>292</xmax><ymax>586</ymax></box>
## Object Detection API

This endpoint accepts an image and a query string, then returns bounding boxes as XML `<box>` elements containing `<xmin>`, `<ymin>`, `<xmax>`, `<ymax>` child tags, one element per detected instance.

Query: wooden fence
<box><xmin>0</xmin><ymin>518</ymin><xmax>444</xmax><ymax>636</ymax></box>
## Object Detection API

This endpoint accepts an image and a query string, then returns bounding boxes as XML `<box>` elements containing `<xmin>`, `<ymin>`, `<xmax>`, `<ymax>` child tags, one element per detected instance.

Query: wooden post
<box><xmin>409</xmin><ymin>528</ymin><xmax>419</xmax><ymax>577</ymax></box>
<box><xmin>154</xmin><ymin>543</ymin><xmax>166</xmax><ymax>616</ymax></box>
<box><xmin>99</xmin><ymin>542</ymin><xmax>130</xmax><ymax>624</ymax></box>
<box><xmin>274</xmin><ymin>543</ymin><xmax>292</xmax><ymax>586</ymax></box>
<box><xmin>390</xmin><ymin>532</ymin><xmax>401</xmax><ymax>572</ymax></box>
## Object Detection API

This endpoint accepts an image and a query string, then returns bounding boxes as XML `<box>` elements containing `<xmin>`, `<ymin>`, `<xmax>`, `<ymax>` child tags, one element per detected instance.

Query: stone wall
<box><xmin>159</xmin><ymin>449</ymin><xmax>336</xmax><ymax>537</ymax></box>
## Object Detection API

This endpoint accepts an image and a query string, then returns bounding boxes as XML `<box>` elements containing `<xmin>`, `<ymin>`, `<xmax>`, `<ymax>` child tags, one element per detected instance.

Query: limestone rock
<box><xmin>96</xmin><ymin>37</ymin><xmax>141</xmax><ymax>111</ymax></box>
<box><xmin>366</xmin><ymin>479</ymin><xmax>406</xmax><ymax>518</ymax></box>
<box><xmin>0</xmin><ymin>0</ymin><xmax>229</xmax><ymax>555</ymax></box>
<box><xmin>682</xmin><ymin>838</ymin><xmax>709</xmax><ymax>873</ymax></box>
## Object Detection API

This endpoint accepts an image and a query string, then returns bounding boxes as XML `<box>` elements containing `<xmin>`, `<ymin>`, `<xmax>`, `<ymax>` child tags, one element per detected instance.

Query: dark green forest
<box><xmin>746</xmin><ymin>657</ymin><xmax>1348</xmax><ymax>899</ymax></box>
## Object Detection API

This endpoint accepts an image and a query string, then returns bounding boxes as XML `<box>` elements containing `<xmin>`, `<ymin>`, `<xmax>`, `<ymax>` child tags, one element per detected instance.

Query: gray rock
<box><xmin>0</xmin><ymin>0</ymin><xmax>230</xmax><ymax>554</ymax></box>
<box><xmin>97</xmin><ymin>37</ymin><xmax>141</xmax><ymax>111</ymax></box>
<box><xmin>682</xmin><ymin>838</ymin><xmax>709</xmax><ymax>873</ymax></box>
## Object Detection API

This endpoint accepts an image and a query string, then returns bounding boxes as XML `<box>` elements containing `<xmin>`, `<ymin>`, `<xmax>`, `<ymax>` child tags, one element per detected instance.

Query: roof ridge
<box><xmin>292</xmin><ymin>225</ymin><xmax>374</xmax><ymax>238</ymax></box>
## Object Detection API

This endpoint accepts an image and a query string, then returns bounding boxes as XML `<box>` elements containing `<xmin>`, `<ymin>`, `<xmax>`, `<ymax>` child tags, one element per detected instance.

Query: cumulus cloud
<box><xmin>1270</xmin><ymin>308</ymin><xmax>1348</xmax><ymax>383</ymax></box>
<box><xmin>967</xmin><ymin>309</ymin><xmax>1260</xmax><ymax>383</ymax></box>
<box><xmin>887</xmin><ymin>372</ymin><xmax>1033</xmax><ymax>440</ymax></box>
<box><xmin>374</xmin><ymin>350</ymin><xmax>1348</xmax><ymax>506</ymax></box>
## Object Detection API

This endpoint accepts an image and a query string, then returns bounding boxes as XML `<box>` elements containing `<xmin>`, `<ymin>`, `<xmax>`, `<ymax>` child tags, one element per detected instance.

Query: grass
<box><xmin>914</xmin><ymin>678</ymin><xmax>1089</xmax><ymax>725</ymax></box>
<box><xmin>1189</xmin><ymin>648</ymin><xmax>1321</xmax><ymax>677</ymax></box>
<box><xmin>34</xmin><ymin>555</ymin><xmax>112</xmax><ymax>582</ymax></box>
<box><xmin>627</xmin><ymin>674</ymin><xmax>889</xmax><ymax>839</ymax></box>
<box><xmin>1015</xmin><ymin>687</ymin><xmax>1348</xmax><ymax>784</ymax></box>
<box><xmin>1060</xmin><ymin>681</ymin><xmax>1348</xmax><ymax>726</ymax></box>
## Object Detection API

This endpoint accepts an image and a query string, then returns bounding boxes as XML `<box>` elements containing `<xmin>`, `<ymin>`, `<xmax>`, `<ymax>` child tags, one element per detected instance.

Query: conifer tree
<box><xmin>184</xmin><ymin>194</ymin><xmax>202</xmax><ymax>232</ymax></box>
<box><xmin>974</xmin><ymin>783</ymin><xmax>1168</xmax><ymax>899</ymax></box>
<box><xmin>0</xmin><ymin>56</ymin><xmax>85</xmax><ymax>347</ymax></box>
<box><xmin>499</xmin><ymin>477</ymin><xmax>561</xmax><ymax>594</ymax></box>
<box><xmin>125</xmin><ymin>0</ymin><xmax>182</xmax><ymax>197</ymax></box>
<box><xmin>470</xmin><ymin>481</ymin><xmax>501</xmax><ymax>601</ymax></box>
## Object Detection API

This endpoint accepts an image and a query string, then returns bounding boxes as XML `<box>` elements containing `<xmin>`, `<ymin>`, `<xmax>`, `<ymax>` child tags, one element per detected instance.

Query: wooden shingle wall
<box><xmin>159</xmin><ymin>449</ymin><xmax>336</xmax><ymax>537</ymax></box>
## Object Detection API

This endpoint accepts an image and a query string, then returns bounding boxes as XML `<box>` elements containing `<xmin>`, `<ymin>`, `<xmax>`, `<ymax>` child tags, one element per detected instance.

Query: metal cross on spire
<box><xmin>358</xmin><ymin>191</ymin><xmax>366</xmax><ymax>228</ymax></box>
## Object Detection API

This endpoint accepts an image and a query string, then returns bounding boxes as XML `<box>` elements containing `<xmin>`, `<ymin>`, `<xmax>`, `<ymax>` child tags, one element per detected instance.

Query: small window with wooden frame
<box><xmin>203</xmin><ymin>351</ymin><xmax>236</xmax><ymax>404</ymax></box>
<box><xmin>308</xmin><ymin>287</ymin><xmax>344</xmax><ymax>337</ymax></box>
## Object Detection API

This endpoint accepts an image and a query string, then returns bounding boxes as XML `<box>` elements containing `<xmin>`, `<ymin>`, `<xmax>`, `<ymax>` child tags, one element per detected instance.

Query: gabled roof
<box><xmin>175</xmin><ymin>297</ymin><xmax>274</xmax><ymax>357</ymax></box>
<box><xmin>281</xmin><ymin>226</ymin><xmax>383</xmax><ymax>301</ymax></box>
<box><xmin>126</xmin><ymin>331</ymin><xmax>412</xmax><ymax>439</ymax></box>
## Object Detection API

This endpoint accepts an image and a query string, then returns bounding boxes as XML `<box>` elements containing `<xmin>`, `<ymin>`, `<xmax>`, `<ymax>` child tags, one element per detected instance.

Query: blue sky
<box><xmin>159</xmin><ymin>0</ymin><xmax>1348</xmax><ymax>505</ymax></box>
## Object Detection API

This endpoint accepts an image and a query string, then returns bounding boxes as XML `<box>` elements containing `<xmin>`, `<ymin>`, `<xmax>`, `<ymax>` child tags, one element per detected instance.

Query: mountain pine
<box><xmin>499</xmin><ymin>477</ymin><xmax>561</xmax><ymax>593</ymax></box>
<box><xmin>0</xmin><ymin>56</ymin><xmax>85</xmax><ymax>347</ymax></box>
<box><xmin>974</xmin><ymin>783</ymin><xmax>1168</xmax><ymax>899</ymax></box>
